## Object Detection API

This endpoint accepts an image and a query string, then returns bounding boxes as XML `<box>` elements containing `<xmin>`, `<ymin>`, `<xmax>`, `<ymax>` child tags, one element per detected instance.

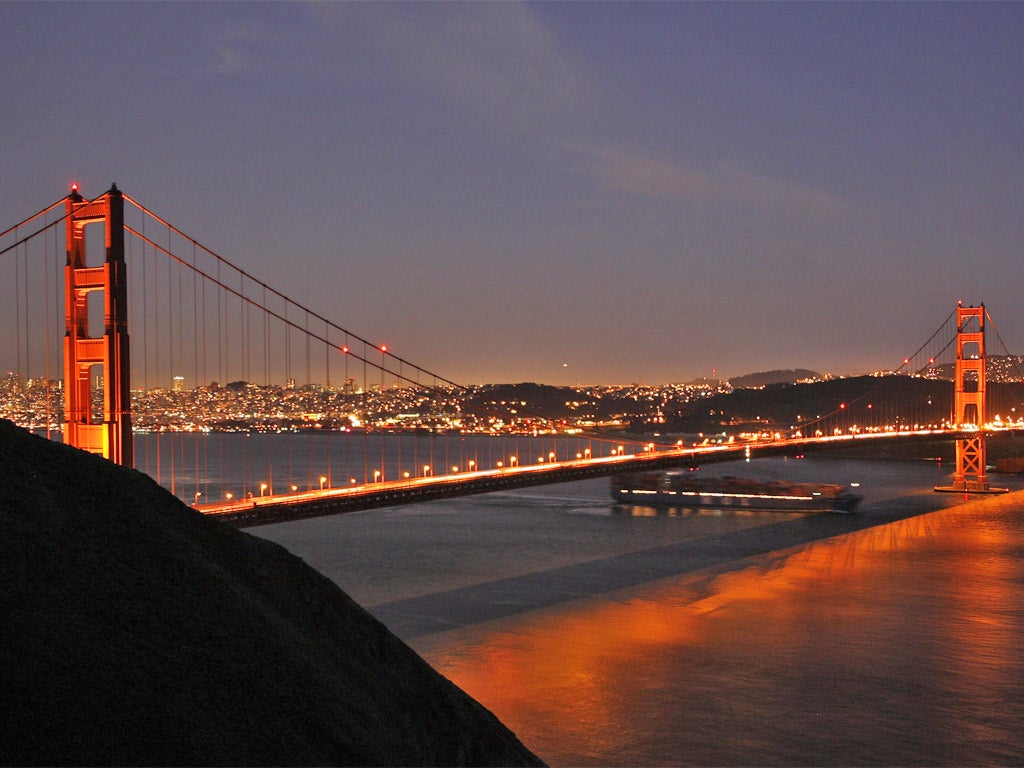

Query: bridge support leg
<box><xmin>62</xmin><ymin>184</ymin><xmax>133</xmax><ymax>467</ymax></box>
<box><xmin>935</xmin><ymin>302</ymin><xmax>1005</xmax><ymax>494</ymax></box>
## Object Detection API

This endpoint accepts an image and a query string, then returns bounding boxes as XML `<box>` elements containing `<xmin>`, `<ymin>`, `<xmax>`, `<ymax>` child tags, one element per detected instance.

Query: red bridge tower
<box><xmin>62</xmin><ymin>184</ymin><xmax>133</xmax><ymax>466</ymax></box>
<box><xmin>935</xmin><ymin>302</ymin><xmax>1006</xmax><ymax>494</ymax></box>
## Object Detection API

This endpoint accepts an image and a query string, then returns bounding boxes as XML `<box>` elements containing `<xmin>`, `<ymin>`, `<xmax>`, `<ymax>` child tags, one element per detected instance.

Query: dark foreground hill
<box><xmin>0</xmin><ymin>420</ymin><xmax>543</xmax><ymax>767</ymax></box>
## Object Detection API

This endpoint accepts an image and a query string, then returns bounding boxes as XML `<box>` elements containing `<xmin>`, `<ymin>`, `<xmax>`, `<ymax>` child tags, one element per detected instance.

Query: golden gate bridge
<box><xmin>1</xmin><ymin>185</ymin><xmax>1020</xmax><ymax>526</ymax></box>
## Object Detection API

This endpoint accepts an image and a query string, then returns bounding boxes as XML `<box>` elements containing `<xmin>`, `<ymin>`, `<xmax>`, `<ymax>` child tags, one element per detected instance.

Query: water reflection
<box><xmin>417</xmin><ymin>494</ymin><xmax>1024</xmax><ymax>766</ymax></box>
<box><xmin>616</xmin><ymin>503</ymin><xmax>775</xmax><ymax>518</ymax></box>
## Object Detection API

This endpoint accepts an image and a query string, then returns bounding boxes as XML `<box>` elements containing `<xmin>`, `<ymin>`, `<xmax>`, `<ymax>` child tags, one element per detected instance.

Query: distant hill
<box><xmin>667</xmin><ymin>374</ymin><xmax>958</xmax><ymax>434</ymax></box>
<box><xmin>667</xmin><ymin>373</ymin><xmax>1024</xmax><ymax>435</ymax></box>
<box><xmin>729</xmin><ymin>369</ymin><xmax>820</xmax><ymax>388</ymax></box>
<box><xmin>0</xmin><ymin>420</ymin><xmax>543</xmax><ymax>767</ymax></box>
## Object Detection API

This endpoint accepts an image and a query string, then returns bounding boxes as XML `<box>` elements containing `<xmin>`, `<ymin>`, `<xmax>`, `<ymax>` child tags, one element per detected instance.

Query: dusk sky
<box><xmin>3</xmin><ymin>2</ymin><xmax>1023</xmax><ymax>386</ymax></box>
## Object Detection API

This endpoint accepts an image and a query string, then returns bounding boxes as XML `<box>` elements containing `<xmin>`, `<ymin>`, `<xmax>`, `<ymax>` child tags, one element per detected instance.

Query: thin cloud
<box><xmin>204</xmin><ymin>16</ymin><xmax>317</xmax><ymax>76</ymax></box>
<box><xmin>312</xmin><ymin>2</ymin><xmax>590</xmax><ymax>136</ymax></box>
<box><xmin>205</xmin><ymin>23</ymin><xmax>274</xmax><ymax>75</ymax></box>
<box><xmin>579</xmin><ymin>145</ymin><xmax>854</xmax><ymax>220</ymax></box>
<box><xmin>208</xmin><ymin>42</ymin><xmax>254</xmax><ymax>76</ymax></box>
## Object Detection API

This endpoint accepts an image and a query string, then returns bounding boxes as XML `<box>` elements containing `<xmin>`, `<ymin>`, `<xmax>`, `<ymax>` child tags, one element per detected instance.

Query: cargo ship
<box><xmin>611</xmin><ymin>472</ymin><xmax>862</xmax><ymax>513</ymax></box>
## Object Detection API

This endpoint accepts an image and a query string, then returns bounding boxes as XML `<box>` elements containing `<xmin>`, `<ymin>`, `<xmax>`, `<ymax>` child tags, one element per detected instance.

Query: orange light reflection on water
<box><xmin>416</xmin><ymin>494</ymin><xmax>1024</xmax><ymax>766</ymax></box>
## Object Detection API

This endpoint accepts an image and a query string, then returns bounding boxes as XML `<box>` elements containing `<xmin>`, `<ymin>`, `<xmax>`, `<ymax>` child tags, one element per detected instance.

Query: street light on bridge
<box><xmin>320</xmin><ymin>475</ymin><xmax>327</xmax><ymax>490</ymax></box>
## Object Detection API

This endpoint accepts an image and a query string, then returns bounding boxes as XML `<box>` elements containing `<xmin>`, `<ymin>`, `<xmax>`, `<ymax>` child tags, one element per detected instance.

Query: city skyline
<box><xmin>3</xmin><ymin>2</ymin><xmax>1023</xmax><ymax>386</ymax></box>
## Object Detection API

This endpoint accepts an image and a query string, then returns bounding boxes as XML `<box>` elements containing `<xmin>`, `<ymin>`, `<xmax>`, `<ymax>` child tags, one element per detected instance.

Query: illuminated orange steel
<box><xmin>63</xmin><ymin>184</ymin><xmax>133</xmax><ymax>466</ymax></box>
<box><xmin>947</xmin><ymin>303</ymin><xmax>988</xmax><ymax>492</ymax></box>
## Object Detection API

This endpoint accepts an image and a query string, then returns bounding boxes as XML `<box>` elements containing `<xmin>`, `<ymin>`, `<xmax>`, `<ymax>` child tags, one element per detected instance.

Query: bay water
<box><xmin>138</xmin><ymin>434</ymin><xmax>1024</xmax><ymax>765</ymax></box>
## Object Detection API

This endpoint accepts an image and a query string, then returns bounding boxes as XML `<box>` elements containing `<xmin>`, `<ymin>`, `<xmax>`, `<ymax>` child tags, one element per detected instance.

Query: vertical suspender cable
<box><xmin>240</xmin><ymin>272</ymin><xmax>251</xmax><ymax>488</ymax></box>
<box><xmin>200</xmin><ymin>249</ymin><xmax>207</xmax><ymax>386</ymax></box>
<box><xmin>284</xmin><ymin>301</ymin><xmax>291</xmax><ymax>386</ymax></box>
<box><xmin>15</xmin><ymin>229</ymin><xmax>22</xmax><ymax>381</ymax></box>
<box><xmin>141</xmin><ymin>214</ymin><xmax>150</xmax><ymax>474</ymax></box>
<box><xmin>167</xmin><ymin>228</ymin><xmax>176</xmax><ymax>497</ymax></box>
<box><xmin>325</xmin><ymin>318</ymin><xmax>332</xmax><ymax>489</ymax></box>
<box><xmin>216</xmin><ymin>258</ymin><xmax>225</xmax><ymax>497</ymax></box>
<box><xmin>379</xmin><ymin>347</ymin><xmax>385</xmax><ymax>480</ymax></box>
<box><xmin>22</xmin><ymin>237</ymin><xmax>30</xmax><ymax>380</ymax></box>
<box><xmin>396</xmin><ymin>359</ymin><xmax>403</xmax><ymax>479</ymax></box>
<box><xmin>55</xmin><ymin>223</ymin><xmax>63</xmax><ymax>436</ymax></box>
<box><xmin>284</xmin><ymin>302</ymin><xmax>293</xmax><ymax>486</ymax></box>
<box><xmin>363</xmin><ymin>347</ymin><xmax>368</xmax><ymax>482</ymax></box>
<box><xmin>217</xmin><ymin>259</ymin><xmax>223</xmax><ymax>385</ymax></box>
<box><xmin>305</xmin><ymin>309</ymin><xmax>312</xmax><ymax>491</ymax></box>
<box><xmin>177</xmin><ymin>245</ymin><xmax>185</xmax><ymax>496</ymax></box>
<box><xmin>240</xmin><ymin>272</ymin><xmax>248</xmax><ymax>384</ymax></box>
<box><xmin>264</xmin><ymin>288</ymin><xmax>273</xmax><ymax>487</ymax></box>
<box><xmin>44</xmin><ymin>222</ymin><xmax>52</xmax><ymax>439</ymax></box>
<box><xmin>153</xmin><ymin>222</ymin><xmax>161</xmax><ymax>486</ymax></box>
<box><xmin>193</xmin><ymin>244</ymin><xmax>202</xmax><ymax>502</ymax></box>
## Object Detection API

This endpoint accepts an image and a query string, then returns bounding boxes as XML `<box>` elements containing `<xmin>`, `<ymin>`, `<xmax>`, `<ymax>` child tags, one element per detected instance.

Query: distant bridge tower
<box><xmin>936</xmin><ymin>302</ymin><xmax>1004</xmax><ymax>494</ymax></box>
<box><xmin>63</xmin><ymin>184</ymin><xmax>133</xmax><ymax>466</ymax></box>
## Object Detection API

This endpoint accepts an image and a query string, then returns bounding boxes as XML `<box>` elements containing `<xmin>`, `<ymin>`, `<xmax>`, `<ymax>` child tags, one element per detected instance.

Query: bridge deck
<box><xmin>199</xmin><ymin>430</ymin><xmax>962</xmax><ymax>528</ymax></box>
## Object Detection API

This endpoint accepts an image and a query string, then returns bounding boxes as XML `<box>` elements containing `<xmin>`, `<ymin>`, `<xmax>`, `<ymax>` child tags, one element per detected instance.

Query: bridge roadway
<box><xmin>199</xmin><ymin>429</ymin><xmax>967</xmax><ymax>528</ymax></box>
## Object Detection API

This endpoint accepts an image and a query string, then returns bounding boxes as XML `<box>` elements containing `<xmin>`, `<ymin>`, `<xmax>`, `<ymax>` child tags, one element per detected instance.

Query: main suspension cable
<box><xmin>123</xmin><ymin>194</ymin><xmax>464</xmax><ymax>392</ymax></box>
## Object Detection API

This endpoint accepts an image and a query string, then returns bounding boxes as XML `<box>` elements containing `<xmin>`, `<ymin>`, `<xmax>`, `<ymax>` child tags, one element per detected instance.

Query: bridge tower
<box><xmin>936</xmin><ymin>302</ymin><xmax>1004</xmax><ymax>494</ymax></box>
<box><xmin>62</xmin><ymin>184</ymin><xmax>133</xmax><ymax>466</ymax></box>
